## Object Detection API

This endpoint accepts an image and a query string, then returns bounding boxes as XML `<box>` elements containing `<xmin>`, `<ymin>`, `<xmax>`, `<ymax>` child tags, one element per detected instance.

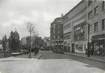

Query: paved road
<box><xmin>0</xmin><ymin>50</ymin><xmax>104</xmax><ymax>73</ymax></box>
<box><xmin>39</xmin><ymin>51</ymin><xmax>105</xmax><ymax>70</ymax></box>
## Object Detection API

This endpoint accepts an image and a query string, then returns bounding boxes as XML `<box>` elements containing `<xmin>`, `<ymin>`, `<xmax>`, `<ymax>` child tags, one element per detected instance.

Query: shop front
<box><xmin>91</xmin><ymin>34</ymin><xmax>105</xmax><ymax>56</ymax></box>
<box><xmin>74</xmin><ymin>41</ymin><xmax>87</xmax><ymax>54</ymax></box>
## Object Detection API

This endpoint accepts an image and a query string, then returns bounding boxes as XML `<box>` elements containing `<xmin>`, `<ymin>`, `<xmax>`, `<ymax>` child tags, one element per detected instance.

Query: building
<box><xmin>87</xmin><ymin>0</ymin><xmax>105</xmax><ymax>55</ymax></box>
<box><xmin>21</xmin><ymin>37</ymin><xmax>27</xmax><ymax>46</ymax></box>
<box><xmin>63</xmin><ymin>0</ymin><xmax>87</xmax><ymax>53</ymax></box>
<box><xmin>50</xmin><ymin>17</ymin><xmax>64</xmax><ymax>52</ymax></box>
<box><xmin>43</xmin><ymin>37</ymin><xmax>50</xmax><ymax>47</ymax></box>
<box><xmin>63</xmin><ymin>0</ymin><xmax>105</xmax><ymax>55</ymax></box>
<box><xmin>50</xmin><ymin>0</ymin><xmax>105</xmax><ymax>55</ymax></box>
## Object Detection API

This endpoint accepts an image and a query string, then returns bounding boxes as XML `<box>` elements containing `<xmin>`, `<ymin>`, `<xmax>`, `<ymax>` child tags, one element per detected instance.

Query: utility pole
<box><xmin>86</xmin><ymin>0</ymin><xmax>90</xmax><ymax>57</ymax></box>
<box><xmin>87</xmin><ymin>23</ymin><xmax>90</xmax><ymax>57</ymax></box>
<box><xmin>29</xmin><ymin>31</ymin><xmax>32</xmax><ymax>58</ymax></box>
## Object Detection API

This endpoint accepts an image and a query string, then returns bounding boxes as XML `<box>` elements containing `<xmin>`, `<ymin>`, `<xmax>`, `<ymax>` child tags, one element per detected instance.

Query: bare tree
<box><xmin>26</xmin><ymin>22</ymin><xmax>35</xmax><ymax>58</ymax></box>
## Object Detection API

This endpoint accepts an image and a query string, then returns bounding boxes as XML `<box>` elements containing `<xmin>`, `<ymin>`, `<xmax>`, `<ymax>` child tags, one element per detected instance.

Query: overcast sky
<box><xmin>0</xmin><ymin>0</ymin><xmax>81</xmax><ymax>39</ymax></box>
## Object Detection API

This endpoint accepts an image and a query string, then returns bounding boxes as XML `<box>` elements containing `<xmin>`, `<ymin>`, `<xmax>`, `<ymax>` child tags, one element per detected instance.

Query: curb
<box><xmin>65</xmin><ymin>53</ymin><xmax>105</xmax><ymax>63</ymax></box>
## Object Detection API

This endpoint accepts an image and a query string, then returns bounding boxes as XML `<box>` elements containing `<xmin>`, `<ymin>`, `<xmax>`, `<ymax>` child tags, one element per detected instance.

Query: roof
<box><xmin>64</xmin><ymin>0</ymin><xmax>83</xmax><ymax>17</ymax></box>
<box><xmin>51</xmin><ymin>16</ymin><xmax>65</xmax><ymax>25</ymax></box>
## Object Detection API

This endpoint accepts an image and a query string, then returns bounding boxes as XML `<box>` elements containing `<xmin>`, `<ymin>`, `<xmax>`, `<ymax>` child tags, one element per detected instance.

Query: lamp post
<box><xmin>29</xmin><ymin>31</ymin><xmax>32</xmax><ymax>58</ymax></box>
<box><xmin>86</xmin><ymin>0</ymin><xmax>90</xmax><ymax>57</ymax></box>
<box><xmin>87</xmin><ymin>23</ymin><xmax>90</xmax><ymax>57</ymax></box>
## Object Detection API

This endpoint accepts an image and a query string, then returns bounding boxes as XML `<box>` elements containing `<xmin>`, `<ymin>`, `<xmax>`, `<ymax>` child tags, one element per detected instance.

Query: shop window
<box><xmin>102</xmin><ymin>1</ymin><xmax>105</xmax><ymax>10</ymax></box>
<box><xmin>94</xmin><ymin>22</ymin><xmax>98</xmax><ymax>32</ymax></box>
<box><xmin>102</xmin><ymin>19</ymin><xmax>105</xmax><ymax>30</ymax></box>
<box><xmin>64</xmin><ymin>32</ymin><xmax>71</xmax><ymax>39</ymax></box>
<box><xmin>94</xmin><ymin>6</ymin><xmax>98</xmax><ymax>15</ymax></box>
<box><xmin>64</xmin><ymin>23</ymin><xmax>71</xmax><ymax>30</ymax></box>
<box><xmin>89</xmin><ymin>24</ymin><xmax>92</xmax><ymax>33</ymax></box>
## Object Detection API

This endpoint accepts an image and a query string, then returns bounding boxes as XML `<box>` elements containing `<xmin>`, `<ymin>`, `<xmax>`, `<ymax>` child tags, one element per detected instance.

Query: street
<box><xmin>0</xmin><ymin>50</ymin><xmax>104</xmax><ymax>73</ymax></box>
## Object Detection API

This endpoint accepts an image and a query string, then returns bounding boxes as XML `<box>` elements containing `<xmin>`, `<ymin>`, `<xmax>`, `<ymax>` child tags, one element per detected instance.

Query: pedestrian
<box><xmin>34</xmin><ymin>47</ymin><xmax>39</xmax><ymax>55</ymax></box>
<box><xmin>91</xmin><ymin>47</ymin><xmax>94</xmax><ymax>56</ymax></box>
<box><xmin>34</xmin><ymin>48</ymin><xmax>36</xmax><ymax>55</ymax></box>
<box><xmin>86</xmin><ymin>48</ymin><xmax>90</xmax><ymax>57</ymax></box>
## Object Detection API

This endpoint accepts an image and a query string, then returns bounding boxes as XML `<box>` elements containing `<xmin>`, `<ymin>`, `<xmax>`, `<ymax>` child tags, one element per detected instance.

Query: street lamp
<box><xmin>29</xmin><ymin>31</ymin><xmax>32</xmax><ymax>58</ymax></box>
<box><xmin>87</xmin><ymin>23</ymin><xmax>90</xmax><ymax>57</ymax></box>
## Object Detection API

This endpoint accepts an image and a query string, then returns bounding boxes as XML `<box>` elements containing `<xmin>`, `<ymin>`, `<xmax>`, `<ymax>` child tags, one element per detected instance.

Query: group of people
<box><xmin>85</xmin><ymin>45</ymin><xmax>105</xmax><ymax>57</ymax></box>
<box><xmin>85</xmin><ymin>48</ymin><xmax>94</xmax><ymax>57</ymax></box>
<box><xmin>24</xmin><ymin>47</ymin><xmax>39</xmax><ymax>58</ymax></box>
<box><xmin>34</xmin><ymin>47</ymin><xmax>39</xmax><ymax>55</ymax></box>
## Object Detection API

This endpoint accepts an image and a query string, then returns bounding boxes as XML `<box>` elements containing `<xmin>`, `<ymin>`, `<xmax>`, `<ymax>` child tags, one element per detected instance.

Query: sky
<box><xmin>0</xmin><ymin>0</ymin><xmax>81</xmax><ymax>39</ymax></box>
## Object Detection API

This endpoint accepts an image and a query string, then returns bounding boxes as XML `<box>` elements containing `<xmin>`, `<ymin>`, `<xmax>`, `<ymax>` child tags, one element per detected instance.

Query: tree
<box><xmin>2</xmin><ymin>35</ymin><xmax>7</xmax><ymax>57</ymax></box>
<box><xmin>8</xmin><ymin>31</ymin><xmax>20</xmax><ymax>52</ymax></box>
<box><xmin>26</xmin><ymin>22</ymin><xmax>36</xmax><ymax>58</ymax></box>
<box><xmin>14</xmin><ymin>31</ymin><xmax>20</xmax><ymax>51</ymax></box>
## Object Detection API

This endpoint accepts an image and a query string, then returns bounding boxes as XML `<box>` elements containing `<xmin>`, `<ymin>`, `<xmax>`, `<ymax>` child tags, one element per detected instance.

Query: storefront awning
<box><xmin>92</xmin><ymin>34</ymin><xmax>105</xmax><ymax>41</ymax></box>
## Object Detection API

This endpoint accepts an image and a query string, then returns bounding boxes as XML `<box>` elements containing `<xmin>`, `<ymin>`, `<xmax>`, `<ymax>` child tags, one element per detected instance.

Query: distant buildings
<box><xmin>43</xmin><ymin>37</ymin><xmax>50</xmax><ymax>47</ymax></box>
<box><xmin>21</xmin><ymin>36</ymin><xmax>45</xmax><ymax>49</ymax></box>
<box><xmin>21</xmin><ymin>37</ymin><xmax>27</xmax><ymax>46</ymax></box>
<box><xmin>50</xmin><ymin>0</ymin><xmax>105</xmax><ymax>55</ymax></box>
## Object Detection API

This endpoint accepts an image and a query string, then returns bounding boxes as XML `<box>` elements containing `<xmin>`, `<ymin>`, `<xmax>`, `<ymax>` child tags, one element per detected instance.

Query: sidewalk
<box><xmin>65</xmin><ymin>52</ymin><xmax>105</xmax><ymax>63</ymax></box>
<box><xmin>13</xmin><ymin>52</ymin><xmax>42</xmax><ymax>59</ymax></box>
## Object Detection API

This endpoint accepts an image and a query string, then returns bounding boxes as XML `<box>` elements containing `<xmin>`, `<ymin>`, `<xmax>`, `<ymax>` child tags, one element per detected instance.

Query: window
<box><xmin>64</xmin><ymin>32</ymin><xmax>71</xmax><ymax>39</ymax></box>
<box><xmin>94</xmin><ymin>22</ymin><xmax>98</xmax><ymax>32</ymax></box>
<box><xmin>88</xmin><ymin>11</ymin><xmax>93</xmax><ymax>19</ymax></box>
<box><xmin>102</xmin><ymin>19</ymin><xmax>105</xmax><ymax>30</ymax></box>
<box><xmin>94</xmin><ymin>6</ymin><xmax>98</xmax><ymax>15</ymax></box>
<box><xmin>102</xmin><ymin>1</ymin><xmax>105</xmax><ymax>10</ymax></box>
<box><xmin>88</xmin><ymin>0</ymin><xmax>92</xmax><ymax>6</ymax></box>
<box><xmin>89</xmin><ymin>24</ymin><xmax>92</xmax><ymax>33</ymax></box>
<box><xmin>64</xmin><ymin>23</ymin><xmax>71</xmax><ymax>30</ymax></box>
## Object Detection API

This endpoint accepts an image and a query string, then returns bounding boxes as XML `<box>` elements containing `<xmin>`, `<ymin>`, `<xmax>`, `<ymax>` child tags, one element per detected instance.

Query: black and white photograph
<box><xmin>0</xmin><ymin>0</ymin><xmax>105</xmax><ymax>73</ymax></box>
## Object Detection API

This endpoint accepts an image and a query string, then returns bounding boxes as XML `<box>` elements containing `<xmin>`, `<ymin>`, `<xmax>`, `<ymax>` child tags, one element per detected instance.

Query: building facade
<box><xmin>87</xmin><ymin>0</ymin><xmax>105</xmax><ymax>56</ymax></box>
<box><xmin>50</xmin><ymin>0</ymin><xmax>105</xmax><ymax>55</ymax></box>
<box><xmin>63</xmin><ymin>0</ymin><xmax>105</xmax><ymax>55</ymax></box>
<box><xmin>63</xmin><ymin>0</ymin><xmax>88</xmax><ymax>53</ymax></box>
<box><xmin>50</xmin><ymin>17</ymin><xmax>64</xmax><ymax>52</ymax></box>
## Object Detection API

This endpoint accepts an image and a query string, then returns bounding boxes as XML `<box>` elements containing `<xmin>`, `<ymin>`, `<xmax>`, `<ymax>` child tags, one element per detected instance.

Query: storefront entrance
<box><xmin>91</xmin><ymin>34</ymin><xmax>105</xmax><ymax>56</ymax></box>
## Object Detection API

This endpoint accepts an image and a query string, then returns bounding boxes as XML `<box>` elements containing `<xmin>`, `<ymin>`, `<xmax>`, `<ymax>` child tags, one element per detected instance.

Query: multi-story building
<box><xmin>50</xmin><ymin>17</ymin><xmax>64</xmax><ymax>52</ymax></box>
<box><xmin>50</xmin><ymin>0</ymin><xmax>105</xmax><ymax>55</ymax></box>
<box><xmin>63</xmin><ymin>0</ymin><xmax>88</xmax><ymax>53</ymax></box>
<box><xmin>63</xmin><ymin>0</ymin><xmax>105</xmax><ymax>55</ymax></box>
<box><xmin>87</xmin><ymin>0</ymin><xmax>105</xmax><ymax>55</ymax></box>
